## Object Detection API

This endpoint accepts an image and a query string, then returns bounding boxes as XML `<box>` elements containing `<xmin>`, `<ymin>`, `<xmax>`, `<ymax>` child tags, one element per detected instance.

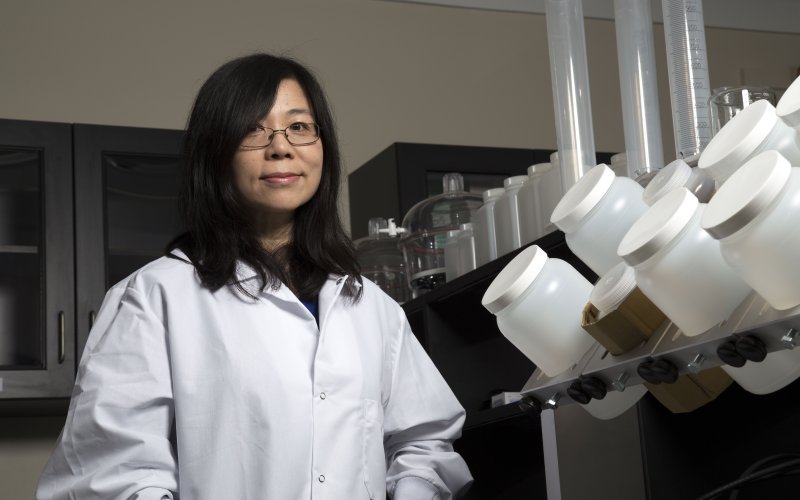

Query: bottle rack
<box><xmin>520</xmin><ymin>289</ymin><xmax>800</xmax><ymax>411</ymax></box>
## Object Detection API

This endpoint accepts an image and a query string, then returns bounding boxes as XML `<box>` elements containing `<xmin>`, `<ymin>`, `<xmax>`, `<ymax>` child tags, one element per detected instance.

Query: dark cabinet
<box><xmin>0</xmin><ymin>119</ymin><xmax>182</xmax><ymax>400</ymax></box>
<box><xmin>74</xmin><ymin>124</ymin><xmax>182</xmax><ymax>356</ymax></box>
<box><xmin>0</xmin><ymin>120</ymin><xmax>75</xmax><ymax>398</ymax></box>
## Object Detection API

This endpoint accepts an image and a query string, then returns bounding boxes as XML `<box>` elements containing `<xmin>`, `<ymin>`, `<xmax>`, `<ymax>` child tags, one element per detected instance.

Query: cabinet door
<box><xmin>0</xmin><ymin>119</ymin><xmax>75</xmax><ymax>398</ymax></box>
<box><xmin>74</xmin><ymin>124</ymin><xmax>183</xmax><ymax>358</ymax></box>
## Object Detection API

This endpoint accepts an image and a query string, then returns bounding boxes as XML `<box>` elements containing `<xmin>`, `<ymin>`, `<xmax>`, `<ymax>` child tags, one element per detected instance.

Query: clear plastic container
<box><xmin>494</xmin><ymin>175</ymin><xmax>528</xmax><ymax>257</ymax></box>
<box><xmin>473</xmin><ymin>187</ymin><xmax>504</xmax><ymax>267</ymax></box>
<box><xmin>617</xmin><ymin>188</ymin><xmax>751</xmax><ymax>336</ymax></box>
<box><xmin>354</xmin><ymin>218</ymin><xmax>411</xmax><ymax>304</ymax></box>
<box><xmin>776</xmin><ymin>73</ymin><xmax>800</xmax><ymax>130</ymax></box>
<box><xmin>400</xmin><ymin>173</ymin><xmax>482</xmax><ymax>298</ymax></box>
<box><xmin>698</xmin><ymin>99</ymin><xmax>800</xmax><ymax>187</ymax></box>
<box><xmin>642</xmin><ymin>159</ymin><xmax>715</xmax><ymax>206</ymax></box>
<box><xmin>701</xmin><ymin>150</ymin><xmax>800</xmax><ymax>310</ymax></box>
<box><xmin>518</xmin><ymin>163</ymin><xmax>563</xmax><ymax>246</ymax></box>
<box><xmin>482</xmin><ymin>245</ymin><xmax>595</xmax><ymax>377</ymax></box>
<box><xmin>550</xmin><ymin>163</ymin><xmax>648</xmax><ymax>276</ymax></box>
<box><xmin>722</xmin><ymin>347</ymin><xmax>800</xmax><ymax>395</ymax></box>
<box><xmin>709</xmin><ymin>85</ymin><xmax>778</xmax><ymax>136</ymax></box>
<box><xmin>457</xmin><ymin>222</ymin><xmax>476</xmax><ymax>277</ymax></box>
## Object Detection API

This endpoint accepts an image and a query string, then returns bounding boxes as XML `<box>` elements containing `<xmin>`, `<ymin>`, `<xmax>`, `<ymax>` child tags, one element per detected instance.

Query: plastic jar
<box><xmin>518</xmin><ymin>163</ymin><xmax>563</xmax><ymax>246</ymax></box>
<box><xmin>473</xmin><ymin>187</ymin><xmax>504</xmax><ymax>267</ymax></box>
<box><xmin>701</xmin><ymin>150</ymin><xmax>800</xmax><ymax>310</ymax></box>
<box><xmin>698</xmin><ymin>99</ymin><xmax>800</xmax><ymax>187</ymax></box>
<box><xmin>777</xmin><ymin>74</ymin><xmax>800</xmax><ymax>130</ymax></box>
<box><xmin>642</xmin><ymin>159</ymin><xmax>715</xmax><ymax>206</ymax></box>
<box><xmin>481</xmin><ymin>245</ymin><xmax>595</xmax><ymax>377</ymax></box>
<box><xmin>494</xmin><ymin>175</ymin><xmax>528</xmax><ymax>257</ymax></box>
<box><xmin>722</xmin><ymin>347</ymin><xmax>800</xmax><ymax>395</ymax></box>
<box><xmin>550</xmin><ymin>163</ymin><xmax>648</xmax><ymax>276</ymax></box>
<box><xmin>617</xmin><ymin>188</ymin><xmax>751</xmax><ymax>336</ymax></box>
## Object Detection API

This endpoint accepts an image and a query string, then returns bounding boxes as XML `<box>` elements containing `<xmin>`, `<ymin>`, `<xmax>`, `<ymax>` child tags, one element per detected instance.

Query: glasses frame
<box><xmin>240</xmin><ymin>122</ymin><xmax>321</xmax><ymax>150</ymax></box>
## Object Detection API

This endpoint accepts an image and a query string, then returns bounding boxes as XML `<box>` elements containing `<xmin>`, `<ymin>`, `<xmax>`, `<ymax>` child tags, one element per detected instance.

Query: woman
<box><xmin>37</xmin><ymin>54</ymin><xmax>472</xmax><ymax>500</ymax></box>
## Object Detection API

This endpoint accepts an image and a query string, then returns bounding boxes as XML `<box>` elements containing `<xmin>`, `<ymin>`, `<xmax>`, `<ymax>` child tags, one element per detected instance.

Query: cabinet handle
<box><xmin>89</xmin><ymin>310</ymin><xmax>96</xmax><ymax>330</ymax></box>
<box><xmin>58</xmin><ymin>311</ymin><xmax>66</xmax><ymax>364</ymax></box>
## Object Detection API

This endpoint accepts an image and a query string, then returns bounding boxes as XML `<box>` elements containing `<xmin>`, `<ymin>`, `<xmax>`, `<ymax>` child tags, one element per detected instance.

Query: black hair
<box><xmin>167</xmin><ymin>53</ymin><xmax>362</xmax><ymax>301</ymax></box>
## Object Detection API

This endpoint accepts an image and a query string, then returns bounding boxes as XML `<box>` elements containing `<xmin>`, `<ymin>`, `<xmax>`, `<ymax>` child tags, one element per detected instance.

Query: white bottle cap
<box><xmin>482</xmin><ymin>187</ymin><xmax>505</xmax><ymax>202</ymax></box>
<box><xmin>701</xmin><ymin>150</ymin><xmax>792</xmax><ymax>240</ymax></box>
<box><xmin>777</xmin><ymin>74</ymin><xmax>800</xmax><ymax>128</ymax></box>
<box><xmin>589</xmin><ymin>261</ymin><xmax>637</xmax><ymax>313</ymax></box>
<box><xmin>482</xmin><ymin>245</ymin><xmax>548</xmax><ymax>314</ymax></box>
<box><xmin>550</xmin><ymin>164</ymin><xmax>615</xmax><ymax>232</ymax></box>
<box><xmin>698</xmin><ymin>100</ymin><xmax>779</xmax><ymax>181</ymax></box>
<box><xmin>642</xmin><ymin>159</ymin><xmax>692</xmax><ymax>206</ymax></box>
<box><xmin>527</xmin><ymin>162</ymin><xmax>553</xmax><ymax>176</ymax></box>
<box><xmin>503</xmin><ymin>175</ymin><xmax>528</xmax><ymax>188</ymax></box>
<box><xmin>617</xmin><ymin>188</ymin><xmax>698</xmax><ymax>266</ymax></box>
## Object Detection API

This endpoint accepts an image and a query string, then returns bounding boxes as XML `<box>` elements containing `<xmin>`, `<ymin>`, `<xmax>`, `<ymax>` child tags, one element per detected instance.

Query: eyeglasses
<box><xmin>240</xmin><ymin>122</ymin><xmax>320</xmax><ymax>149</ymax></box>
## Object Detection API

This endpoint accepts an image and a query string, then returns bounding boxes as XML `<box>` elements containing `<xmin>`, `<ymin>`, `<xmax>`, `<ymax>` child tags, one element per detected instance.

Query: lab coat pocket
<box><xmin>362</xmin><ymin>398</ymin><xmax>387</xmax><ymax>500</ymax></box>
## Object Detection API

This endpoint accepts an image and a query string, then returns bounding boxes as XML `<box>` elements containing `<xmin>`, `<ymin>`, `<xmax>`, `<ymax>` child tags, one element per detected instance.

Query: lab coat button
<box><xmin>319</xmin><ymin>392</ymin><xmax>326</xmax><ymax>400</ymax></box>
<box><xmin>318</xmin><ymin>474</ymin><xmax>326</xmax><ymax>483</ymax></box>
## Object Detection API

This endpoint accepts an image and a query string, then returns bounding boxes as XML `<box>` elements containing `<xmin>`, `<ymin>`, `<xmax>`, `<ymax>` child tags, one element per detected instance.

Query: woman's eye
<box><xmin>289</xmin><ymin>122</ymin><xmax>311</xmax><ymax>132</ymax></box>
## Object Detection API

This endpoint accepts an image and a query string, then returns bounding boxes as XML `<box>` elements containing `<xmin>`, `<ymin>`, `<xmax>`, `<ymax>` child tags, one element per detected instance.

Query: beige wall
<box><xmin>2</xmin><ymin>0</ymin><xmax>798</xmax><ymax>496</ymax></box>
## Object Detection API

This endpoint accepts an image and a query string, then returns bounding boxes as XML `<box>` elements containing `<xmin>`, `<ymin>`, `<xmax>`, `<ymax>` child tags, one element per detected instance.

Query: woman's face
<box><xmin>231</xmin><ymin>79</ymin><xmax>323</xmax><ymax>220</ymax></box>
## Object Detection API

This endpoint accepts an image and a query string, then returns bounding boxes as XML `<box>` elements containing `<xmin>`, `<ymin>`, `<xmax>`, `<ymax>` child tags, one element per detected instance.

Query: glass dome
<box><xmin>354</xmin><ymin>217</ymin><xmax>411</xmax><ymax>304</ymax></box>
<box><xmin>400</xmin><ymin>173</ymin><xmax>482</xmax><ymax>298</ymax></box>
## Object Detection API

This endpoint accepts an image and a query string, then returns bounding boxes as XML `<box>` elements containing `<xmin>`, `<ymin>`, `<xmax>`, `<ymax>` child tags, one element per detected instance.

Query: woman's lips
<box><xmin>261</xmin><ymin>173</ymin><xmax>301</xmax><ymax>184</ymax></box>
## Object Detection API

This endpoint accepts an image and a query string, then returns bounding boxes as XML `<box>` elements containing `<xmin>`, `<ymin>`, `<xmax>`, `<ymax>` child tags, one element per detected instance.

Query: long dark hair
<box><xmin>168</xmin><ymin>53</ymin><xmax>362</xmax><ymax>301</ymax></box>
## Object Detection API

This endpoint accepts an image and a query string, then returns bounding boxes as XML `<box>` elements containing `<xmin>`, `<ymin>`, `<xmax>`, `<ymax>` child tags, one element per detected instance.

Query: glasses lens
<box><xmin>240</xmin><ymin>123</ymin><xmax>319</xmax><ymax>148</ymax></box>
<box><xmin>286</xmin><ymin>122</ymin><xmax>319</xmax><ymax>145</ymax></box>
<box><xmin>241</xmin><ymin>127</ymin><xmax>268</xmax><ymax>149</ymax></box>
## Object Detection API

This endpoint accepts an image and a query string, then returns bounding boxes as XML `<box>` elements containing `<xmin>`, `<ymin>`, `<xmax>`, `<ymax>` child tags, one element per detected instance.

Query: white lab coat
<box><xmin>37</xmin><ymin>251</ymin><xmax>472</xmax><ymax>500</ymax></box>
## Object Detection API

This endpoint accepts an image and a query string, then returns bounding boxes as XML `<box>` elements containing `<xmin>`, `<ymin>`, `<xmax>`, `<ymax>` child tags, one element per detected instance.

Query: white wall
<box><xmin>1</xmin><ymin>0</ymin><xmax>799</xmax><ymax>496</ymax></box>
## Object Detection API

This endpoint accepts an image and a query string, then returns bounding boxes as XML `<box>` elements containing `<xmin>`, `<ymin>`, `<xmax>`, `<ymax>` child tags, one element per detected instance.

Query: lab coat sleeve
<box><xmin>383</xmin><ymin>308</ymin><xmax>474</xmax><ymax>500</ymax></box>
<box><xmin>36</xmin><ymin>282</ymin><xmax>178</xmax><ymax>500</ymax></box>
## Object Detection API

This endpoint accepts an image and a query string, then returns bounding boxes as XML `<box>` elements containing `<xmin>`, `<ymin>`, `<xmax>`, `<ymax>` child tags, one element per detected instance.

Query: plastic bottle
<box><xmin>457</xmin><ymin>223</ymin><xmax>477</xmax><ymax>277</ymax></box>
<box><xmin>617</xmin><ymin>188</ymin><xmax>751</xmax><ymax>336</ymax></box>
<box><xmin>698</xmin><ymin>100</ymin><xmax>800</xmax><ymax>187</ymax></box>
<box><xmin>518</xmin><ymin>163</ymin><xmax>563</xmax><ymax>246</ymax></box>
<box><xmin>701</xmin><ymin>150</ymin><xmax>800</xmax><ymax>310</ymax></box>
<box><xmin>494</xmin><ymin>175</ymin><xmax>528</xmax><ymax>257</ymax></box>
<box><xmin>550</xmin><ymin>163</ymin><xmax>648</xmax><ymax>276</ymax></box>
<box><xmin>642</xmin><ymin>159</ymin><xmax>715</xmax><ymax>206</ymax></box>
<box><xmin>473</xmin><ymin>187</ymin><xmax>505</xmax><ymax>267</ymax></box>
<box><xmin>482</xmin><ymin>245</ymin><xmax>595</xmax><ymax>377</ymax></box>
<box><xmin>777</xmin><ymin>73</ymin><xmax>800</xmax><ymax>130</ymax></box>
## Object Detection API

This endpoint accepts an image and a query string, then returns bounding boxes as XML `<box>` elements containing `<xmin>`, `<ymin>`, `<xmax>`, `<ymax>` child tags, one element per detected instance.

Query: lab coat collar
<box><xmin>168</xmin><ymin>249</ymin><xmax>359</xmax><ymax>309</ymax></box>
